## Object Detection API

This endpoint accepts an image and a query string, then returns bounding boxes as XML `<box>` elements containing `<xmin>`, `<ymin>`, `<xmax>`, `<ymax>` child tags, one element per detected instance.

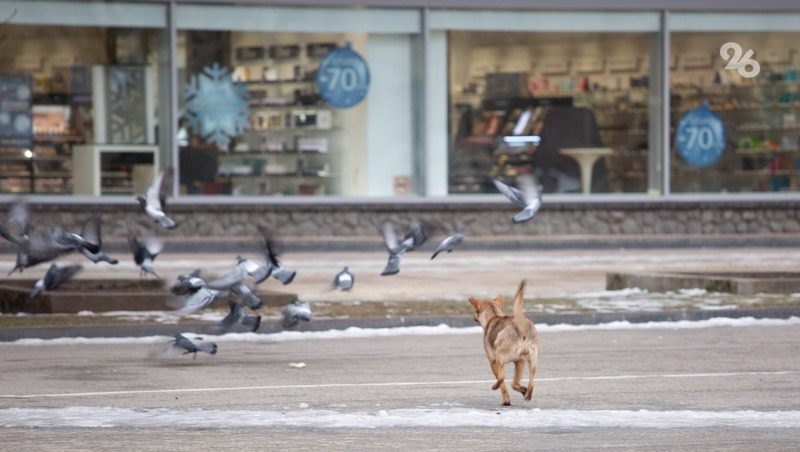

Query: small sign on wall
<box><xmin>394</xmin><ymin>175</ymin><xmax>411</xmax><ymax>195</ymax></box>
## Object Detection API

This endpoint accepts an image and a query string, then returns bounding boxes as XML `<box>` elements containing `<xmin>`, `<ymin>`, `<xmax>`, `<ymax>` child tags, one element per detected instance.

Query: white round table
<box><xmin>558</xmin><ymin>147</ymin><xmax>614</xmax><ymax>194</ymax></box>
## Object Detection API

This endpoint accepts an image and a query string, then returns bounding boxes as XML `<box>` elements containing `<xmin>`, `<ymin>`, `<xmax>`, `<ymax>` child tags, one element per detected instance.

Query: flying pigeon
<box><xmin>281</xmin><ymin>300</ymin><xmax>312</xmax><ymax>329</ymax></box>
<box><xmin>206</xmin><ymin>267</ymin><xmax>263</xmax><ymax>310</ymax></box>
<box><xmin>260</xmin><ymin>229</ymin><xmax>296</xmax><ymax>285</ymax></box>
<box><xmin>170</xmin><ymin>269</ymin><xmax>205</xmax><ymax>296</ymax></box>
<box><xmin>28</xmin><ymin>263</ymin><xmax>82</xmax><ymax>300</ymax></box>
<box><xmin>9</xmin><ymin>226</ymin><xmax>100</xmax><ymax>274</ymax></box>
<box><xmin>332</xmin><ymin>266</ymin><xmax>354</xmax><ymax>291</ymax></box>
<box><xmin>169</xmin><ymin>333</ymin><xmax>217</xmax><ymax>359</ymax></box>
<box><xmin>431</xmin><ymin>230</ymin><xmax>464</xmax><ymax>260</ymax></box>
<box><xmin>137</xmin><ymin>169</ymin><xmax>177</xmax><ymax>230</ymax></box>
<box><xmin>494</xmin><ymin>174</ymin><xmax>542</xmax><ymax>224</ymax></box>
<box><xmin>235</xmin><ymin>255</ymin><xmax>271</xmax><ymax>284</ymax></box>
<box><xmin>79</xmin><ymin>215</ymin><xmax>119</xmax><ymax>265</ymax></box>
<box><xmin>169</xmin><ymin>286</ymin><xmax>228</xmax><ymax>316</ymax></box>
<box><xmin>379</xmin><ymin>221</ymin><xmax>428</xmax><ymax>276</ymax></box>
<box><xmin>0</xmin><ymin>199</ymin><xmax>31</xmax><ymax>247</ymax></box>
<box><xmin>128</xmin><ymin>234</ymin><xmax>163</xmax><ymax>278</ymax></box>
<box><xmin>216</xmin><ymin>300</ymin><xmax>262</xmax><ymax>333</ymax></box>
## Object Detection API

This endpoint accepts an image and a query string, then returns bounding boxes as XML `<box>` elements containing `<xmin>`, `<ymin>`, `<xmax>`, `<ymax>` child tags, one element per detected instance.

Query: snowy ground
<box><xmin>1</xmin><ymin>318</ymin><xmax>798</xmax><ymax>449</ymax></box>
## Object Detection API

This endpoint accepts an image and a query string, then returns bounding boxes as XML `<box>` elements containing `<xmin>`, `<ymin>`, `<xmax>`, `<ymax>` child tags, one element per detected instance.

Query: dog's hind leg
<box><xmin>524</xmin><ymin>354</ymin><xmax>538</xmax><ymax>401</ymax></box>
<box><xmin>512</xmin><ymin>359</ymin><xmax>527</xmax><ymax>395</ymax></box>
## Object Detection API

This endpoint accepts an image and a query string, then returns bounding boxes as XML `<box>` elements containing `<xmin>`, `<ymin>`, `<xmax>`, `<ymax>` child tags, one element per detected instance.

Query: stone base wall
<box><xmin>6</xmin><ymin>200</ymin><xmax>800</xmax><ymax>242</ymax></box>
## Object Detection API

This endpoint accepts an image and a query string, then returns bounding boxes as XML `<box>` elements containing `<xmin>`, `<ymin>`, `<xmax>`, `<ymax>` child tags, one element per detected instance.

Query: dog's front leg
<box><xmin>489</xmin><ymin>361</ymin><xmax>501</xmax><ymax>390</ymax></box>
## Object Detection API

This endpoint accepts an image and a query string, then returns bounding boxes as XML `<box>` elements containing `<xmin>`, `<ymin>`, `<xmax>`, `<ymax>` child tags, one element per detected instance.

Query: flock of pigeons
<box><xmin>0</xmin><ymin>169</ymin><xmax>542</xmax><ymax>359</ymax></box>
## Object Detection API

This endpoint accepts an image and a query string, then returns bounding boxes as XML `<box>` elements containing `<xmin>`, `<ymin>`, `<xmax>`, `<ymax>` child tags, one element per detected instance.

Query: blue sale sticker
<box><xmin>316</xmin><ymin>43</ymin><xmax>370</xmax><ymax>109</ymax></box>
<box><xmin>676</xmin><ymin>101</ymin><xmax>726</xmax><ymax>168</ymax></box>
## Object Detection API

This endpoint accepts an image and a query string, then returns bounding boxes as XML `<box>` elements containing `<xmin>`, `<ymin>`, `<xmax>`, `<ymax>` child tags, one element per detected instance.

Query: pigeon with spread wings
<box><xmin>494</xmin><ymin>174</ymin><xmax>542</xmax><ymax>224</ymax></box>
<box><xmin>28</xmin><ymin>263</ymin><xmax>83</xmax><ymax>300</ymax></box>
<box><xmin>128</xmin><ymin>234</ymin><xmax>163</xmax><ymax>278</ymax></box>
<box><xmin>79</xmin><ymin>215</ymin><xmax>119</xmax><ymax>265</ymax></box>
<box><xmin>431</xmin><ymin>229</ymin><xmax>464</xmax><ymax>260</ymax></box>
<box><xmin>137</xmin><ymin>168</ymin><xmax>177</xmax><ymax>230</ymax></box>
<box><xmin>380</xmin><ymin>221</ymin><xmax>428</xmax><ymax>276</ymax></box>
<box><xmin>259</xmin><ymin>228</ymin><xmax>296</xmax><ymax>285</ymax></box>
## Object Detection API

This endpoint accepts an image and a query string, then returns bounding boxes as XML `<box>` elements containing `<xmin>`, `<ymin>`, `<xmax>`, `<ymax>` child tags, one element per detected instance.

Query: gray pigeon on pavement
<box><xmin>28</xmin><ymin>263</ymin><xmax>82</xmax><ymax>300</ymax></box>
<box><xmin>281</xmin><ymin>300</ymin><xmax>312</xmax><ymax>329</ymax></box>
<box><xmin>216</xmin><ymin>300</ymin><xmax>262</xmax><ymax>333</ymax></box>
<box><xmin>79</xmin><ymin>215</ymin><xmax>119</xmax><ymax>265</ymax></box>
<box><xmin>332</xmin><ymin>266</ymin><xmax>354</xmax><ymax>291</ymax></box>
<box><xmin>170</xmin><ymin>333</ymin><xmax>217</xmax><ymax>359</ymax></box>
<box><xmin>137</xmin><ymin>169</ymin><xmax>177</xmax><ymax>230</ymax></box>
<box><xmin>494</xmin><ymin>174</ymin><xmax>542</xmax><ymax>224</ymax></box>
<box><xmin>431</xmin><ymin>230</ymin><xmax>465</xmax><ymax>260</ymax></box>
<box><xmin>128</xmin><ymin>234</ymin><xmax>163</xmax><ymax>278</ymax></box>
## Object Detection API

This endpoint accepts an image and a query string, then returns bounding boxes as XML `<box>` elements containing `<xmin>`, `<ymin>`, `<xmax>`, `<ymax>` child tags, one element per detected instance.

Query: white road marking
<box><xmin>2</xmin><ymin>370</ymin><xmax>797</xmax><ymax>399</ymax></box>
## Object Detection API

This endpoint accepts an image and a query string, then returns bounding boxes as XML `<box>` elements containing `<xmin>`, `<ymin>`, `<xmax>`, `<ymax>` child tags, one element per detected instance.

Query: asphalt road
<box><xmin>1</xmin><ymin>322</ymin><xmax>799</xmax><ymax>450</ymax></box>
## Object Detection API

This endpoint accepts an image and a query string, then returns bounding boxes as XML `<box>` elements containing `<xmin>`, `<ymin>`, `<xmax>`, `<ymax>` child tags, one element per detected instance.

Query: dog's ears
<box><xmin>468</xmin><ymin>297</ymin><xmax>481</xmax><ymax>309</ymax></box>
<box><xmin>493</xmin><ymin>295</ymin><xmax>505</xmax><ymax>307</ymax></box>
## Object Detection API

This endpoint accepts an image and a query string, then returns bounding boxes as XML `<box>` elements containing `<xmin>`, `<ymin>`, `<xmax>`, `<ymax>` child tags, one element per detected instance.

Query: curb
<box><xmin>1</xmin><ymin>307</ymin><xmax>797</xmax><ymax>342</ymax></box>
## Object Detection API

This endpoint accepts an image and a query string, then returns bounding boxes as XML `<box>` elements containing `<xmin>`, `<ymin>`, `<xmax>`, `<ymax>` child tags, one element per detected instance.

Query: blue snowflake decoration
<box><xmin>184</xmin><ymin>63</ymin><xmax>249</xmax><ymax>148</ymax></box>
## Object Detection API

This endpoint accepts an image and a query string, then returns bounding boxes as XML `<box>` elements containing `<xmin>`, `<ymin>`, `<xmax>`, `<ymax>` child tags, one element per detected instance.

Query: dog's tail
<box><xmin>512</xmin><ymin>279</ymin><xmax>529</xmax><ymax>340</ymax></box>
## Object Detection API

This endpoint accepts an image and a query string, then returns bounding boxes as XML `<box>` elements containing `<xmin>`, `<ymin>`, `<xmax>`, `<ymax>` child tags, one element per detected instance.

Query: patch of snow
<box><xmin>677</xmin><ymin>288</ymin><xmax>708</xmax><ymax>296</ymax></box>
<box><xmin>0</xmin><ymin>406</ymin><xmax>797</xmax><ymax>429</ymax></box>
<box><xmin>6</xmin><ymin>317</ymin><xmax>800</xmax><ymax>346</ymax></box>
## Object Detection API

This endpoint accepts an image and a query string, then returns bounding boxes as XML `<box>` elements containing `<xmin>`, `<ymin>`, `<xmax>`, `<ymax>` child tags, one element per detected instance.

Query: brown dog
<box><xmin>469</xmin><ymin>279</ymin><xmax>539</xmax><ymax>406</ymax></box>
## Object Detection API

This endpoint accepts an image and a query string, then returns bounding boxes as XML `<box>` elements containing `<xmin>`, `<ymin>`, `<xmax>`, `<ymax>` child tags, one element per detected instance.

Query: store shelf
<box><xmin>244</xmin><ymin>79</ymin><xmax>314</xmax><ymax>86</ymax></box>
<box><xmin>735</xmin><ymin>148</ymin><xmax>800</xmax><ymax>155</ymax></box>
<box><xmin>221</xmin><ymin>150</ymin><xmax>333</xmax><ymax>157</ymax></box>
<box><xmin>224</xmin><ymin>173</ymin><xmax>337</xmax><ymax>178</ymax></box>
<box><xmin>0</xmin><ymin>131</ymin><xmax>82</xmax><ymax>194</ymax></box>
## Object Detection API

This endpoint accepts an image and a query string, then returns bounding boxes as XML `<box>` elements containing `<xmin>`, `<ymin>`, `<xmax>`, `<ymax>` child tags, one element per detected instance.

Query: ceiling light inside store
<box><xmin>22</xmin><ymin>149</ymin><xmax>33</xmax><ymax>159</ymax></box>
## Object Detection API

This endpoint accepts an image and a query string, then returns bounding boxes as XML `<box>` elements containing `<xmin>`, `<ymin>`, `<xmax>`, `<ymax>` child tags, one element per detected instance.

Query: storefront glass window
<box><xmin>670</xmin><ymin>26</ymin><xmax>800</xmax><ymax>193</ymax></box>
<box><xmin>0</xmin><ymin>1</ymin><xmax>167</xmax><ymax>196</ymax></box>
<box><xmin>176</xmin><ymin>6</ymin><xmax>420</xmax><ymax>197</ymax></box>
<box><xmin>448</xmin><ymin>30</ymin><xmax>660</xmax><ymax>195</ymax></box>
